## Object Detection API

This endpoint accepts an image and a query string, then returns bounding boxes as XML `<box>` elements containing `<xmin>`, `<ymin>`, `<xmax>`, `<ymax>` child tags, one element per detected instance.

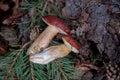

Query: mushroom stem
<box><xmin>30</xmin><ymin>44</ymin><xmax>71</xmax><ymax>64</ymax></box>
<box><xmin>27</xmin><ymin>25</ymin><xmax>58</xmax><ymax>55</ymax></box>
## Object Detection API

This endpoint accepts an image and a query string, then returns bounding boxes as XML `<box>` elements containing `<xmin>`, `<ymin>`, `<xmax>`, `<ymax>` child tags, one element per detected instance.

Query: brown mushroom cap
<box><xmin>62</xmin><ymin>36</ymin><xmax>80</xmax><ymax>53</ymax></box>
<box><xmin>42</xmin><ymin>15</ymin><xmax>70</xmax><ymax>35</ymax></box>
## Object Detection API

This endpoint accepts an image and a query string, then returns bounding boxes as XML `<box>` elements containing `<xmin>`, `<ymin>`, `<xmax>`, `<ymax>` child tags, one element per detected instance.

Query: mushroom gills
<box><xmin>62</xmin><ymin>38</ymin><xmax>79</xmax><ymax>53</ymax></box>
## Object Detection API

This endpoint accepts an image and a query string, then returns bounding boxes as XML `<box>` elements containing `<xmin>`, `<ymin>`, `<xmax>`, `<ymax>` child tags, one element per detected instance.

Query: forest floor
<box><xmin>0</xmin><ymin>0</ymin><xmax>120</xmax><ymax>80</ymax></box>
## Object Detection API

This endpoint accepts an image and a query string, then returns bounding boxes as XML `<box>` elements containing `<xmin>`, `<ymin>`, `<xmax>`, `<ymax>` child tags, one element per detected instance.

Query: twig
<box><xmin>41</xmin><ymin>0</ymin><xmax>49</xmax><ymax>16</ymax></box>
<box><xmin>6</xmin><ymin>41</ymin><xmax>32</xmax><ymax>78</ymax></box>
<box><xmin>22</xmin><ymin>40</ymin><xmax>33</xmax><ymax>49</ymax></box>
<box><xmin>7</xmin><ymin>49</ymin><xmax>23</xmax><ymax>78</ymax></box>
<box><xmin>30</xmin><ymin>61</ymin><xmax>35</xmax><ymax>80</ymax></box>
<box><xmin>55</xmin><ymin>60</ymin><xmax>68</xmax><ymax>80</ymax></box>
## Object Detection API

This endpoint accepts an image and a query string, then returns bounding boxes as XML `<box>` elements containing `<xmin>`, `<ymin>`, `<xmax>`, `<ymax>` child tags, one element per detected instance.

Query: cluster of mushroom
<box><xmin>27</xmin><ymin>15</ymin><xmax>80</xmax><ymax>64</ymax></box>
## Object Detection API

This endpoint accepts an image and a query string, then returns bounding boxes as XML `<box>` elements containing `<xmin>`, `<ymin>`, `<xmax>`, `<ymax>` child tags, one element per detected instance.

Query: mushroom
<box><xmin>62</xmin><ymin>36</ymin><xmax>80</xmax><ymax>53</ymax></box>
<box><xmin>29</xmin><ymin>44</ymin><xmax>71</xmax><ymax>64</ymax></box>
<box><xmin>29</xmin><ymin>36</ymin><xmax>80</xmax><ymax>64</ymax></box>
<box><xmin>27</xmin><ymin>15</ymin><xmax>70</xmax><ymax>55</ymax></box>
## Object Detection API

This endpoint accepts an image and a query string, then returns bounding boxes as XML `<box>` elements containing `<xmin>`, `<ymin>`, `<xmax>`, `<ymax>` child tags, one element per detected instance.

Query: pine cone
<box><xmin>106</xmin><ymin>62</ymin><xmax>120</xmax><ymax>80</ymax></box>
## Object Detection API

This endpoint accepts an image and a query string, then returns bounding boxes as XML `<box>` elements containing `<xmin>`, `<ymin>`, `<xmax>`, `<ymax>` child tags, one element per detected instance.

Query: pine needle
<box><xmin>0</xmin><ymin>0</ymin><xmax>81</xmax><ymax>80</ymax></box>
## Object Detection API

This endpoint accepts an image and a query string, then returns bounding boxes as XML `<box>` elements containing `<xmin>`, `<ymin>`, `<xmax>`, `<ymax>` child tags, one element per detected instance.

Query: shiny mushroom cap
<box><xmin>62</xmin><ymin>36</ymin><xmax>80</xmax><ymax>53</ymax></box>
<box><xmin>42</xmin><ymin>15</ymin><xmax>70</xmax><ymax>35</ymax></box>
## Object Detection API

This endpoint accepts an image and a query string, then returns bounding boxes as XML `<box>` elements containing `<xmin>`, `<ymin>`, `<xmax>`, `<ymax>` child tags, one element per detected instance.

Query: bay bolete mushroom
<box><xmin>62</xmin><ymin>36</ymin><xmax>80</xmax><ymax>53</ymax></box>
<box><xmin>30</xmin><ymin>44</ymin><xmax>70</xmax><ymax>64</ymax></box>
<box><xmin>29</xmin><ymin>36</ymin><xmax>80</xmax><ymax>64</ymax></box>
<box><xmin>27</xmin><ymin>15</ymin><xmax>70</xmax><ymax>55</ymax></box>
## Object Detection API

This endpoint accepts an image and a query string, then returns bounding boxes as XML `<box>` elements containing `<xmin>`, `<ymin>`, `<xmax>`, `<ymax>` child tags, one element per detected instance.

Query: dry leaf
<box><xmin>0</xmin><ymin>45</ymin><xmax>8</xmax><ymax>55</ymax></box>
<box><xmin>0</xmin><ymin>26</ymin><xmax>19</xmax><ymax>45</ymax></box>
<box><xmin>0</xmin><ymin>1</ymin><xmax>9</xmax><ymax>11</ymax></box>
<box><xmin>75</xmin><ymin>63</ymin><xmax>98</xmax><ymax>80</ymax></box>
<box><xmin>30</xmin><ymin>27</ymin><xmax>39</xmax><ymax>41</ymax></box>
<box><xmin>0</xmin><ymin>35</ymin><xmax>9</xmax><ymax>55</ymax></box>
<box><xmin>62</xmin><ymin>0</ymin><xmax>82</xmax><ymax>19</ymax></box>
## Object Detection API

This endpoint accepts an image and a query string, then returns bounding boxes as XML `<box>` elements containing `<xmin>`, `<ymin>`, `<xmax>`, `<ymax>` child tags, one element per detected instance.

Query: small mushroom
<box><xmin>62</xmin><ymin>36</ymin><xmax>80</xmax><ymax>53</ymax></box>
<box><xmin>29</xmin><ymin>36</ymin><xmax>80</xmax><ymax>64</ymax></box>
<box><xmin>27</xmin><ymin>15</ymin><xmax>70</xmax><ymax>55</ymax></box>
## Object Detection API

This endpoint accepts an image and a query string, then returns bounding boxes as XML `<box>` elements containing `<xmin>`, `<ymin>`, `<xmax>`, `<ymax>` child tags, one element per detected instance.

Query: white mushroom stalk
<box><xmin>29</xmin><ymin>36</ymin><xmax>80</xmax><ymax>64</ymax></box>
<box><xmin>29</xmin><ymin>44</ymin><xmax>71</xmax><ymax>64</ymax></box>
<box><xmin>27</xmin><ymin>26</ymin><xmax>58</xmax><ymax>55</ymax></box>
